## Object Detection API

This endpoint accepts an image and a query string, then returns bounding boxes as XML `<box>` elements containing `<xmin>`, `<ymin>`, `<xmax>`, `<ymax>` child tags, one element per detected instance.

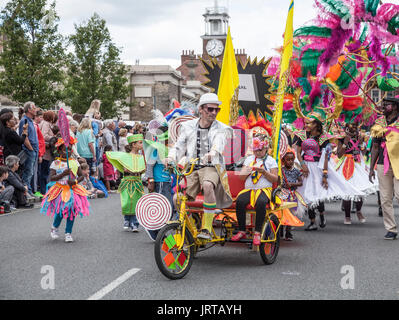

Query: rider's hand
<box><xmin>202</xmin><ymin>151</ymin><xmax>216</xmax><ymax>164</ymax></box>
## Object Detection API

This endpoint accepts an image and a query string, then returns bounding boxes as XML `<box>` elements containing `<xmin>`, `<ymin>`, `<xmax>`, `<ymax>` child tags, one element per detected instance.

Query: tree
<box><xmin>0</xmin><ymin>0</ymin><xmax>66</xmax><ymax>108</ymax></box>
<box><xmin>65</xmin><ymin>13</ymin><xmax>131</xmax><ymax>119</ymax></box>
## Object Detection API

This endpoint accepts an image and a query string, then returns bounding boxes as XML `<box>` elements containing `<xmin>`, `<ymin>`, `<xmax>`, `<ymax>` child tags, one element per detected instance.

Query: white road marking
<box><xmin>87</xmin><ymin>268</ymin><xmax>141</xmax><ymax>300</ymax></box>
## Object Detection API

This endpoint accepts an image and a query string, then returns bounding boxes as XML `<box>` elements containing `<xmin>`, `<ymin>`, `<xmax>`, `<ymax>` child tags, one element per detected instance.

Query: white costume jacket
<box><xmin>168</xmin><ymin>119</ymin><xmax>233</xmax><ymax>208</ymax></box>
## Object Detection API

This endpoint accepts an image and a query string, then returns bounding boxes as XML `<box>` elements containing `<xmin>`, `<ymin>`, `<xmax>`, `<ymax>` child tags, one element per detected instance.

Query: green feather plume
<box><xmin>294</xmin><ymin>26</ymin><xmax>332</xmax><ymax>38</ymax></box>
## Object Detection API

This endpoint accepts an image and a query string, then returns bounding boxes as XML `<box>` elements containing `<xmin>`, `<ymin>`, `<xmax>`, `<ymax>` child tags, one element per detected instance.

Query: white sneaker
<box><xmin>123</xmin><ymin>221</ymin><xmax>130</xmax><ymax>231</ymax></box>
<box><xmin>50</xmin><ymin>228</ymin><xmax>59</xmax><ymax>240</ymax></box>
<box><xmin>65</xmin><ymin>233</ymin><xmax>74</xmax><ymax>243</ymax></box>
<box><xmin>131</xmin><ymin>225</ymin><xmax>139</xmax><ymax>233</ymax></box>
<box><xmin>344</xmin><ymin>218</ymin><xmax>352</xmax><ymax>225</ymax></box>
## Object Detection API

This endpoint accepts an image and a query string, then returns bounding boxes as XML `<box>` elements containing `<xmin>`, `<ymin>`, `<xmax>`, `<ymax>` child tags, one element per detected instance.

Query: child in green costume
<box><xmin>106</xmin><ymin>134</ymin><xmax>145</xmax><ymax>232</ymax></box>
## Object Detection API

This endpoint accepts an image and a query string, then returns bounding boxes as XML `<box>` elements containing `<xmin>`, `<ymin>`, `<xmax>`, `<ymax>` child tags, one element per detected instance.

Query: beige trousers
<box><xmin>377</xmin><ymin>164</ymin><xmax>399</xmax><ymax>233</ymax></box>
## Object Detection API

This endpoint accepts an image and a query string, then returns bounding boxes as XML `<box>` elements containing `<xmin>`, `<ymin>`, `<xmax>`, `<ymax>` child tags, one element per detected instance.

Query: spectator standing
<box><xmin>38</xmin><ymin>111</ymin><xmax>56</xmax><ymax>195</ymax></box>
<box><xmin>125</xmin><ymin>125</ymin><xmax>133</xmax><ymax>137</ymax></box>
<box><xmin>18</xmin><ymin>102</ymin><xmax>39</xmax><ymax>195</ymax></box>
<box><xmin>114</xmin><ymin>120</ymin><xmax>126</xmax><ymax>149</ymax></box>
<box><xmin>102</xmin><ymin>119</ymin><xmax>118</xmax><ymax>152</ymax></box>
<box><xmin>102</xmin><ymin>145</ymin><xmax>118</xmax><ymax>191</ymax></box>
<box><xmin>91</xmin><ymin>112</ymin><xmax>103</xmax><ymax>166</ymax></box>
<box><xmin>1</xmin><ymin>112</ymin><xmax>29</xmax><ymax>159</ymax></box>
<box><xmin>33</xmin><ymin>109</ymin><xmax>45</xmax><ymax>197</ymax></box>
<box><xmin>118</xmin><ymin>128</ymin><xmax>128</xmax><ymax>152</ymax></box>
<box><xmin>0</xmin><ymin>108</ymin><xmax>14</xmax><ymax>166</ymax></box>
<box><xmin>67</xmin><ymin>118</ymin><xmax>80</xmax><ymax>159</ymax></box>
<box><xmin>76</xmin><ymin>118</ymin><xmax>96</xmax><ymax>170</ymax></box>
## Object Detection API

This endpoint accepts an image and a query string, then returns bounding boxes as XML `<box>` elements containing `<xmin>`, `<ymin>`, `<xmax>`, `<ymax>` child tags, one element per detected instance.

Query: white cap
<box><xmin>197</xmin><ymin>93</ymin><xmax>222</xmax><ymax>109</ymax></box>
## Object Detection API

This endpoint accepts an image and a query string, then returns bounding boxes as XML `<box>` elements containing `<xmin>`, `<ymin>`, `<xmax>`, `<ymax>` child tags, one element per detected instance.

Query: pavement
<box><xmin>0</xmin><ymin>193</ymin><xmax>398</xmax><ymax>300</ymax></box>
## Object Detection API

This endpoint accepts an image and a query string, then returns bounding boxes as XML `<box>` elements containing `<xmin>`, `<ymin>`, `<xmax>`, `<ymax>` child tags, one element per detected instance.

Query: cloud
<box><xmin>0</xmin><ymin>0</ymin><xmax>320</xmax><ymax>68</ymax></box>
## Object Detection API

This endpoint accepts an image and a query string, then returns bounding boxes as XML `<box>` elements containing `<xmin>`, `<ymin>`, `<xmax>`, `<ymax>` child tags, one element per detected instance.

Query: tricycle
<box><xmin>154</xmin><ymin>159</ymin><xmax>297</xmax><ymax>280</ymax></box>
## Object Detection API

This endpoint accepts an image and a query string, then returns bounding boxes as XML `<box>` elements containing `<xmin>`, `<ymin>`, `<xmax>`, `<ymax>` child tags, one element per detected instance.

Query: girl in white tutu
<box><xmin>294</xmin><ymin>112</ymin><xmax>365</xmax><ymax>231</ymax></box>
<box><xmin>335</xmin><ymin>121</ymin><xmax>378</xmax><ymax>224</ymax></box>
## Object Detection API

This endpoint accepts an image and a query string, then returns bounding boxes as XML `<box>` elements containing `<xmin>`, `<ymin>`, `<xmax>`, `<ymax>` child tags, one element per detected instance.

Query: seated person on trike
<box><xmin>231</xmin><ymin>136</ymin><xmax>278</xmax><ymax>246</ymax></box>
<box><xmin>165</xmin><ymin>93</ymin><xmax>233</xmax><ymax>241</ymax></box>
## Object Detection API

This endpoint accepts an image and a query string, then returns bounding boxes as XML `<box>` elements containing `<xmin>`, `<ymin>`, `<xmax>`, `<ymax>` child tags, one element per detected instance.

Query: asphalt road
<box><xmin>1</xmin><ymin>193</ymin><xmax>398</xmax><ymax>300</ymax></box>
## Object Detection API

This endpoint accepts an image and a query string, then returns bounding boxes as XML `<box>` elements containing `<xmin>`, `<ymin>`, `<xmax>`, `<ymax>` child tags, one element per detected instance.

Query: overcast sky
<box><xmin>1</xmin><ymin>0</ymin><xmax>320</xmax><ymax>68</ymax></box>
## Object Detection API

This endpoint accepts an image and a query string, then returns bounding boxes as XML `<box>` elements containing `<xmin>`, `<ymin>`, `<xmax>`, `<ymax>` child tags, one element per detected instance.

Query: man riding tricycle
<box><xmin>152</xmin><ymin>93</ymin><xmax>301</xmax><ymax>280</ymax></box>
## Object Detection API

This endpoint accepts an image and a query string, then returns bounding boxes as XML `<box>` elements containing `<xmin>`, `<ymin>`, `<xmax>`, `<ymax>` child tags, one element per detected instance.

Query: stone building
<box><xmin>123</xmin><ymin>65</ymin><xmax>208</xmax><ymax>121</ymax></box>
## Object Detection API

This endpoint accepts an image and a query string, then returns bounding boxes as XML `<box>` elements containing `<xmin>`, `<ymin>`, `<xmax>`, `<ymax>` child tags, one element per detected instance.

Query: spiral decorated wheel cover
<box><xmin>169</xmin><ymin>115</ymin><xmax>197</xmax><ymax>144</ymax></box>
<box><xmin>135</xmin><ymin>194</ymin><xmax>172</xmax><ymax>230</ymax></box>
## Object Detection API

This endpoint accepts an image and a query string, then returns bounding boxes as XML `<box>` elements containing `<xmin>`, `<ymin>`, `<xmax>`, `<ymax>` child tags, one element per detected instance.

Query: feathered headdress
<box><xmin>55</xmin><ymin>136</ymin><xmax>77</xmax><ymax>148</ymax></box>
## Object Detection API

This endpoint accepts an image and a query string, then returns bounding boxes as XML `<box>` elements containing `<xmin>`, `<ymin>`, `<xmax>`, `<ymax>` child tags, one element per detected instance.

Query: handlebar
<box><xmin>167</xmin><ymin>158</ymin><xmax>199</xmax><ymax>177</ymax></box>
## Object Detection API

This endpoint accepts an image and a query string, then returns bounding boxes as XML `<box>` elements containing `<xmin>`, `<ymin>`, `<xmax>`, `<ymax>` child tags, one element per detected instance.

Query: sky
<box><xmin>0</xmin><ymin>0</ymin><xmax>321</xmax><ymax>68</ymax></box>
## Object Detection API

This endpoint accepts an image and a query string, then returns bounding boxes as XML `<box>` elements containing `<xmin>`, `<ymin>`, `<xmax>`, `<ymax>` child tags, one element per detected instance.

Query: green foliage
<box><xmin>65</xmin><ymin>13</ymin><xmax>131</xmax><ymax>119</ymax></box>
<box><xmin>0</xmin><ymin>0</ymin><xmax>66</xmax><ymax>108</ymax></box>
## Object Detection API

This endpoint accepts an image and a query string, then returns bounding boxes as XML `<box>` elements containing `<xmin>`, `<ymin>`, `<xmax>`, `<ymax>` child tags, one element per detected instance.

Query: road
<box><xmin>1</xmin><ymin>193</ymin><xmax>398</xmax><ymax>300</ymax></box>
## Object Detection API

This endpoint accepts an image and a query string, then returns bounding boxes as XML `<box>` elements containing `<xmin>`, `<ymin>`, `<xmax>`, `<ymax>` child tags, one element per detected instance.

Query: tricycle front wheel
<box><xmin>154</xmin><ymin>222</ymin><xmax>195</xmax><ymax>280</ymax></box>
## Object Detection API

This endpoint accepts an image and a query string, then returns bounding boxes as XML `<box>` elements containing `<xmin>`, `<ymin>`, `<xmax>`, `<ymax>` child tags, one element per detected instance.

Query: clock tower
<box><xmin>201</xmin><ymin>0</ymin><xmax>229</xmax><ymax>62</ymax></box>
<box><xmin>177</xmin><ymin>0</ymin><xmax>247</xmax><ymax>85</ymax></box>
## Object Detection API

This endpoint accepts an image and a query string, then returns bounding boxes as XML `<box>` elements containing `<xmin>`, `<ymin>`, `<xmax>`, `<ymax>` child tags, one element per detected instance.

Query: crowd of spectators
<box><xmin>0</xmin><ymin>101</ymin><xmax>145</xmax><ymax>213</ymax></box>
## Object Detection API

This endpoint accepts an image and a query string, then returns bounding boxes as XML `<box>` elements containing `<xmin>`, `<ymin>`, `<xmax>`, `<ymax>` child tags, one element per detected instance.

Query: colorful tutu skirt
<box><xmin>278</xmin><ymin>188</ymin><xmax>307</xmax><ymax>220</ymax></box>
<box><xmin>298</xmin><ymin>155</ymin><xmax>365</xmax><ymax>209</ymax></box>
<box><xmin>41</xmin><ymin>182</ymin><xmax>90</xmax><ymax>220</ymax></box>
<box><xmin>334</xmin><ymin>155</ymin><xmax>378</xmax><ymax>196</ymax></box>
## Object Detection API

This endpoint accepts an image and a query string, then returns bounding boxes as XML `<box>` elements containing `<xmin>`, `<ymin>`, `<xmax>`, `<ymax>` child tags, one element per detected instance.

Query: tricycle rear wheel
<box><xmin>259</xmin><ymin>213</ymin><xmax>280</xmax><ymax>265</ymax></box>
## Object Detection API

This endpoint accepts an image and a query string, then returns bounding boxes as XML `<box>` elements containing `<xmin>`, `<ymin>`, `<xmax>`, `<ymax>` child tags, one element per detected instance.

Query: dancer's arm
<box><xmin>369</xmin><ymin>138</ymin><xmax>379</xmax><ymax>183</ymax></box>
<box><xmin>50</xmin><ymin>168</ymin><xmax>70</xmax><ymax>182</ymax></box>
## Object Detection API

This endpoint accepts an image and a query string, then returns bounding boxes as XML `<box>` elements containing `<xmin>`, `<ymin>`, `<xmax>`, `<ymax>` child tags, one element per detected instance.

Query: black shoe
<box><xmin>305</xmin><ymin>223</ymin><xmax>318</xmax><ymax>231</ymax></box>
<box><xmin>319</xmin><ymin>215</ymin><xmax>326</xmax><ymax>228</ymax></box>
<box><xmin>378</xmin><ymin>207</ymin><xmax>383</xmax><ymax>217</ymax></box>
<box><xmin>17</xmin><ymin>203</ymin><xmax>34</xmax><ymax>209</ymax></box>
<box><xmin>284</xmin><ymin>231</ymin><xmax>293</xmax><ymax>241</ymax></box>
<box><xmin>384</xmin><ymin>232</ymin><xmax>398</xmax><ymax>240</ymax></box>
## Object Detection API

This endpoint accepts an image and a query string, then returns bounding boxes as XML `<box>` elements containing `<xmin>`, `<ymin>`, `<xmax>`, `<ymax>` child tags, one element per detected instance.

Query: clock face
<box><xmin>206</xmin><ymin>39</ymin><xmax>224</xmax><ymax>57</ymax></box>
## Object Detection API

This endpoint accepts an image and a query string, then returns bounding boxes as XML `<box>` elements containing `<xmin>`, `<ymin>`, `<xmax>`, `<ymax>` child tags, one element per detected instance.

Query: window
<box><xmin>371</xmin><ymin>90</ymin><xmax>380</xmax><ymax>102</ymax></box>
<box><xmin>134</xmin><ymin>87</ymin><xmax>152</xmax><ymax>98</ymax></box>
